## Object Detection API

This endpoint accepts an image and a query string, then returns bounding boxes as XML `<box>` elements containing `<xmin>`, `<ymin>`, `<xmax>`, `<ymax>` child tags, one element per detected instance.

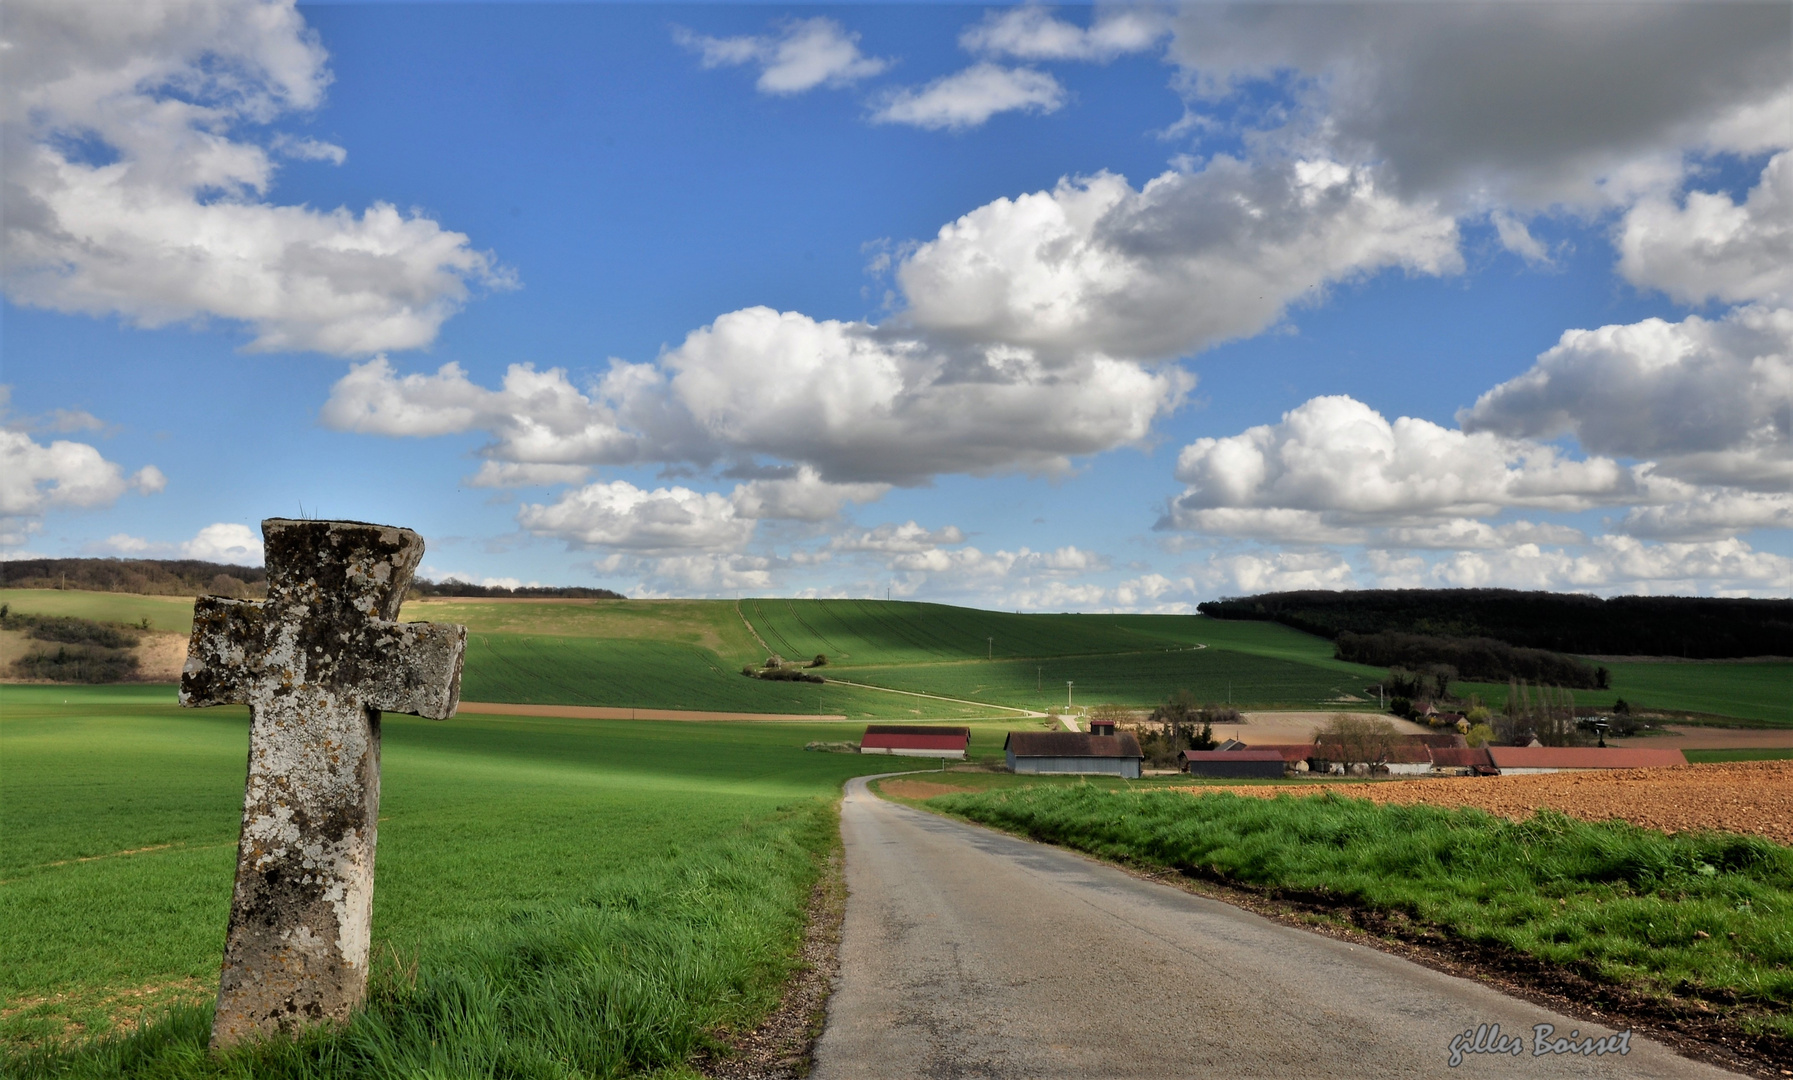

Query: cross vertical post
<box><xmin>181</xmin><ymin>519</ymin><xmax>465</xmax><ymax>1049</ymax></box>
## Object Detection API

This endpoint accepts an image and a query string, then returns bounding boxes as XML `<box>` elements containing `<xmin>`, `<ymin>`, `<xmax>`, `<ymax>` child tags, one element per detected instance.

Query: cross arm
<box><xmin>363</xmin><ymin>621</ymin><xmax>467</xmax><ymax>720</ymax></box>
<box><xmin>181</xmin><ymin>597</ymin><xmax>269</xmax><ymax>707</ymax></box>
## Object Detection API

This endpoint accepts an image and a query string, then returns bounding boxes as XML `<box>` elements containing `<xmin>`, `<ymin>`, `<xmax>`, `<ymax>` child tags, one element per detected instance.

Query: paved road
<box><xmin>811</xmin><ymin>776</ymin><xmax>1741</xmax><ymax>1080</ymax></box>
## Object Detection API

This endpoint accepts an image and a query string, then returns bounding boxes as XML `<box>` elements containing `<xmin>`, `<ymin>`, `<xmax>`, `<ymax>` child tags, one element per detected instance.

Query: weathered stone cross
<box><xmin>181</xmin><ymin>519</ymin><xmax>465</xmax><ymax>1049</ymax></box>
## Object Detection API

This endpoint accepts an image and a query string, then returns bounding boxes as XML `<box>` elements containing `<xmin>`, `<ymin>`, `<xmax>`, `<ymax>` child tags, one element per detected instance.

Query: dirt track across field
<box><xmin>1193</xmin><ymin>761</ymin><xmax>1793</xmax><ymax>845</ymax></box>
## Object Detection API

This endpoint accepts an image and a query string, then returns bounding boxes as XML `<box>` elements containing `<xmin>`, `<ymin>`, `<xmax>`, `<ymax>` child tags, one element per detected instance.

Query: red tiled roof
<box><xmin>1428</xmin><ymin>747</ymin><xmax>1495</xmax><ymax>769</ymax></box>
<box><xmin>863</xmin><ymin>733</ymin><xmax>970</xmax><ymax>751</ymax></box>
<box><xmin>1179</xmin><ymin>750</ymin><xmax>1286</xmax><ymax>763</ymax></box>
<box><xmin>864</xmin><ymin>725</ymin><xmax>971</xmax><ymax>737</ymax></box>
<box><xmin>1005</xmin><ymin>732</ymin><xmax>1143</xmax><ymax>758</ymax></box>
<box><xmin>1486</xmin><ymin>747</ymin><xmax>1687</xmax><ymax>770</ymax></box>
<box><xmin>1241</xmin><ymin>744</ymin><xmax>1317</xmax><ymax>762</ymax></box>
<box><xmin>1384</xmin><ymin>744</ymin><xmax>1435</xmax><ymax>764</ymax></box>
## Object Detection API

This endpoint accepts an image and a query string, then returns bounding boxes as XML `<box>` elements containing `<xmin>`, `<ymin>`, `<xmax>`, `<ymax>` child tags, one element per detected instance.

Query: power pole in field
<box><xmin>1067</xmin><ymin>681</ymin><xmax>1074</xmax><ymax>710</ymax></box>
<box><xmin>987</xmin><ymin>636</ymin><xmax>993</xmax><ymax>661</ymax></box>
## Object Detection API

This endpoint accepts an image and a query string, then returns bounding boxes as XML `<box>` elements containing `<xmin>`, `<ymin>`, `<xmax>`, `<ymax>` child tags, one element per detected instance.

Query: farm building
<box><xmin>1245</xmin><ymin>744</ymin><xmax>1319</xmax><ymax>773</ymax></box>
<box><xmin>1005</xmin><ymin>731</ymin><xmax>1143</xmax><ymax>778</ymax></box>
<box><xmin>1486</xmin><ymin>747</ymin><xmax>1687</xmax><ymax>774</ymax></box>
<box><xmin>1180</xmin><ymin>749</ymin><xmax>1286</xmax><ymax>778</ymax></box>
<box><xmin>1383</xmin><ymin>742</ymin><xmax>1437</xmax><ymax>776</ymax></box>
<box><xmin>860</xmin><ymin>725</ymin><xmax>971</xmax><ymax>759</ymax></box>
<box><xmin>1429</xmin><ymin>747</ymin><xmax>1498</xmax><ymax>775</ymax></box>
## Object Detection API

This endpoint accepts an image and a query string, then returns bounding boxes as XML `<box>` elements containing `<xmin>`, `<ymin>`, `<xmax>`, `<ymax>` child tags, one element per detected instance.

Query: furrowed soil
<box><xmin>1191</xmin><ymin>760</ymin><xmax>1793</xmax><ymax>845</ymax></box>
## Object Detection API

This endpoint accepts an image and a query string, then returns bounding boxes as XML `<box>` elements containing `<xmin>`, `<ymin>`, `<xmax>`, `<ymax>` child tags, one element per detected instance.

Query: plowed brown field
<box><xmin>1194</xmin><ymin>760</ymin><xmax>1793</xmax><ymax>845</ymax></box>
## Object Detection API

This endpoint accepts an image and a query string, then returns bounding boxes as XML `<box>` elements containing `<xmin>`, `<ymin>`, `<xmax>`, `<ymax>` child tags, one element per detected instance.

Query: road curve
<box><xmin>811</xmin><ymin>776</ymin><xmax>1740</xmax><ymax>1080</ymax></box>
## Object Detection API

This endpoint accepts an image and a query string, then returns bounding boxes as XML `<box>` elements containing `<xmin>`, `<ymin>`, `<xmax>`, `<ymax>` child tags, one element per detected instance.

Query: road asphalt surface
<box><xmin>810</xmin><ymin>775</ymin><xmax>1743</xmax><ymax>1080</ymax></box>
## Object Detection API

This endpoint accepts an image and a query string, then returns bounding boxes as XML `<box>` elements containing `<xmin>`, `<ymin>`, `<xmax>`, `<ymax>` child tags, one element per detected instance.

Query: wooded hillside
<box><xmin>1198</xmin><ymin>589</ymin><xmax>1792</xmax><ymax>659</ymax></box>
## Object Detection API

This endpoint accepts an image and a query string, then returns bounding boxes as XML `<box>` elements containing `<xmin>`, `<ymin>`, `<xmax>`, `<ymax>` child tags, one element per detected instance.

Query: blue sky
<box><xmin>4</xmin><ymin>1</ymin><xmax>1789</xmax><ymax>607</ymax></box>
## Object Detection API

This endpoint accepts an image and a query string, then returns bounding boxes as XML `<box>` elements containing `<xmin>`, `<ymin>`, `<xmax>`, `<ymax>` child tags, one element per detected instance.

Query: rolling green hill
<box><xmin>459</xmin><ymin>633</ymin><xmax>1003</xmax><ymax>718</ymax></box>
<box><xmin>1</xmin><ymin>589</ymin><xmax>1780</xmax><ymax>723</ymax></box>
<box><xmin>0</xmin><ymin>590</ymin><xmax>199</xmax><ymax>635</ymax></box>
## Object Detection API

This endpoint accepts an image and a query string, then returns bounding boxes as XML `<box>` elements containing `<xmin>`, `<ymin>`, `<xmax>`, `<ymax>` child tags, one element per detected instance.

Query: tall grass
<box><xmin>934</xmin><ymin>786</ymin><xmax>1793</xmax><ymax>1024</ymax></box>
<box><xmin>10</xmin><ymin>804</ymin><xmax>834</xmax><ymax>1079</ymax></box>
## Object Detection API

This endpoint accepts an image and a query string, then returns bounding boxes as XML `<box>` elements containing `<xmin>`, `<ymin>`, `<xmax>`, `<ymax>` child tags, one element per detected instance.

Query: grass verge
<box><xmin>9</xmin><ymin>806</ymin><xmax>837</xmax><ymax>1079</ymax></box>
<box><xmin>926</xmin><ymin>784</ymin><xmax>1793</xmax><ymax>1047</ymax></box>
<box><xmin>1</xmin><ymin>686</ymin><xmax>898</xmax><ymax>1078</ymax></box>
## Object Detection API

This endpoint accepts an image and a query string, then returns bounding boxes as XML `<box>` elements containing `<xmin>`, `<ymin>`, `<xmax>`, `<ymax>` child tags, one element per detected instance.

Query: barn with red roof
<box><xmin>860</xmin><ymin>725</ymin><xmax>971</xmax><ymax>759</ymax></box>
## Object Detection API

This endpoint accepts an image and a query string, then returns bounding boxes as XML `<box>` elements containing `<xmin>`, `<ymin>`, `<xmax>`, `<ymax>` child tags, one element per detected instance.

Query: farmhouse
<box><xmin>1383</xmin><ymin>742</ymin><xmax>1437</xmax><ymax>776</ymax></box>
<box><xmin>1486</xmin><ymin>746</ymin><xmax>1687</xmax><ymax>774</ymax></box>
<box><xmin>1180</xmin><ymin>749</ymin><xmax>1286</xmax><ymax>778</ymax></box>
<box><xmin>1005</xmin><ymin>731</ymin><xmax>1143</xmax><ymax>778</ymax></box>
<box><xmin>860</xmin><ymin>725</ymin><xmax>971</xmax><ymax>759</ymax></box>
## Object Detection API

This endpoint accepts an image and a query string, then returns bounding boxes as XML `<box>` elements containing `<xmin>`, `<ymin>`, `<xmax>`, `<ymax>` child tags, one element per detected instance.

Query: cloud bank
<box><xmin>2</xmin><ymin>0</ymin><xmax>506</xmax><ymax>355</ymax></box>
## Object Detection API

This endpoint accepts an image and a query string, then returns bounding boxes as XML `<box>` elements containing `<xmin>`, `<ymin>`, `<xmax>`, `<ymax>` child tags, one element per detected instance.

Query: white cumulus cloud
<box><xmin>0</xmin><ymin>413</ymin><xmax>164</xmax><ymax>551</ymax></box>
<box><xmin>2</xmin><ymin>0</ymin><xmax>507</xmax><ymax>355</ymax></box>
<box><xmin>1618</xmin><ymin>490</ymin><xmax>1793</xmax><ymax>542</ymax></box>
<box><xmin>519</xmin><ymin>480</ymin><xmax>754</xmax><ymax>554</ymax></box>
<box><xmin>1191</xmin><ymin>550</ymin><xmax>1359</xmax><ymax>595</ymax></box>
<box><xmin>960</xmin><ymin>5</ymin><xmax>1171</xmax><ymax>62</ymax></box>
<box><xmin>183</xmin><ymin>523</ymin><xmax>264</xmax><ymax>564</ymax></box>
<box><xmin>675</xmin><ymin>17</ymin><xmax>888</xmax><ymax>95</ymax></box>
<box><xmin>898</xmin><ymin>158</ymin><xmax>1461</xmax><ymax>362</ymax></box>
<box><xmin>1419</xmin><ymin>537</ymin><xmax>1789</xmax><ymax>595</ymax></box>
<box><xmin>1617</xmin><ymin>151</ymin><xmax>1793</xmax><ymax>307</ymax></box>
<box><xmin>728</xmin><ymin>466</ymin><xmax>889</xmax><ymax>522</ymax></box>
<box><xmin>1460</xmin><ymin>305</ymin><xmax>1792</xmax><ymax>490</ymax></box>
<box><xmin>320</xmin><ymin>356</ymin><xmax>653</xmax><ymax>474</ymax></box>
<box><xmin>1165</xmin><ymin>395</ymin><xmax>1651</xmax><ymax>539</ymax></box>
<box><xmin>834</xmin><ymin>521</ymin><xmax>967</xmax><ymax>554</ymax></box>
<box><xmin>871</xmin><ymin>63</ymin><xmax>1065</xmax><ymax>131</ymax></box>
<box><xmin>663</xmin><ymin>306</ymin><xmax>1189</xmax><ymax>484</ymax></box>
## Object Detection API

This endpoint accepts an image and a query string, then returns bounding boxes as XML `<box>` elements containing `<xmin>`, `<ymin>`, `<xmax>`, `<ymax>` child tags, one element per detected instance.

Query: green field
<box><xmin>2</xmin><ymin>588</ymin><xmax>1782</xmax><ymax>723</ymax></box>
<box><xmin>1686</xmin><ymin>748</ymin><xmax>1793</xmax><ymax>763</ymax></box>
<box><xmin>459</xmin><ymin>633</ymin><xmax>1011</xmax><ymax>718</ymax></box>
<box><xmin>837</xmin><ymin>649</ymin><xmax>1377</xmax><ymax>710</ymax></box>
<box><xmin>0</xmin><ymin>684</ymin><xmax>944</xmax><ymax>1076</ymax></box>
<box><xmin>1457</xmin><ymin>659</ymin><xmax>1793</xmax><ymax>728</ymax></box>
<box><xmin>0</xmin><ymin>590</ymin><xmax>199</xmax><ymax>635</ymax></box>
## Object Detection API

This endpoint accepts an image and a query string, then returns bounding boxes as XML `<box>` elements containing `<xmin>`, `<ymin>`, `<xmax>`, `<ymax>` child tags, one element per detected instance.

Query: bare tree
<box><xmin>1315</xmin><ymin>713</ymin><xmax>1400</xmax><ymax>773</ymax></box>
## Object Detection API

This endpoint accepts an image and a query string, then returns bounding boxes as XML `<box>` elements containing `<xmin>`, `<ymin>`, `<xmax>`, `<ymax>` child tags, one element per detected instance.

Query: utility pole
<box><xmin>1037</xmin><ymin>666</ymin><xmax>1042</xmax><ymax>691</ymax></box>
<box><xmin>987</xmin><ymin>636</ymin><xmax>993</xmax><ymax>661</ymax></box>
<box><xmin>1067</xmin><ymin>681</ymin><xmax>1074</xmax><ymax>710</ymax></box>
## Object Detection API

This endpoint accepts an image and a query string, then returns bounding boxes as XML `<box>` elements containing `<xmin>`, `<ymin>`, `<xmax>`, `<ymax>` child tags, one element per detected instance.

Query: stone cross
<box><xmin>181</xmin><ymin>519</ymin><xmax>465</xmax><ymax>1049</ymax></box>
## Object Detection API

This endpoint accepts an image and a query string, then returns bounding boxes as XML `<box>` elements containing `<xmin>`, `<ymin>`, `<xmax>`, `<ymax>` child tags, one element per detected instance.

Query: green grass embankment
<box><xmin>0</xmin><ymin>685</ymin><xmax>921</xmax><ymax>1077</ymax></box>
<box><xmin>930</xmin><ymin>785</ymin><xmax>1793</xmax><ymax>1037</ymax></box>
